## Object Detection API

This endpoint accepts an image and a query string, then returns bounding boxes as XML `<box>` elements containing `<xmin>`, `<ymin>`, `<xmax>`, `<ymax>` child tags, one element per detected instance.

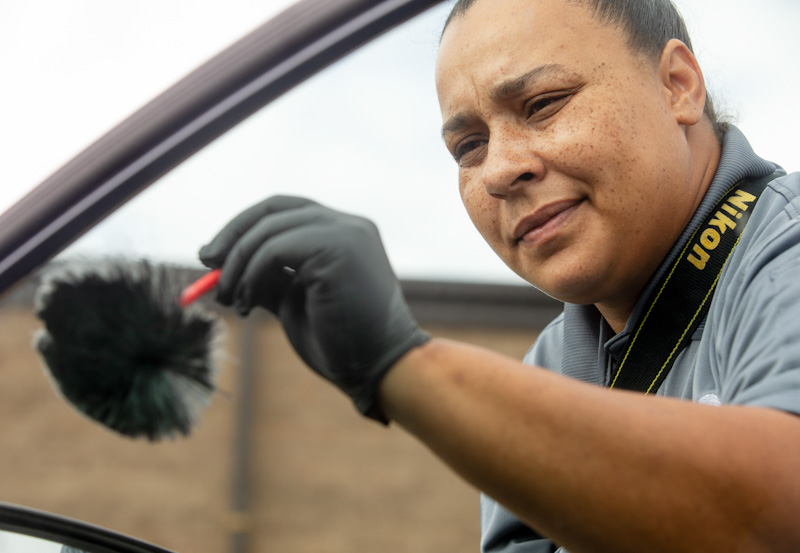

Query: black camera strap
<box><xmin>609</xmin><ymin>171</ymin><xmax>782</xmax><ymax>393</ymax></box>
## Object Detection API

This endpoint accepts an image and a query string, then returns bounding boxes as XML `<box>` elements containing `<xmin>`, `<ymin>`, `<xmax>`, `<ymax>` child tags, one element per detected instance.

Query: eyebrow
<box><xmin>491</xmin><ymin>63</ymin><xmax>567</xmax><ymax>102</ymax></box>
<box><xmin>441</xmin><ymin>112</ymin><xmax>476</xmax><ymax>141</ymax></box>
<box><xmin>440</xmin><ymin>63</ymin><xmax>568</xmax><ymax>141</ymax></box>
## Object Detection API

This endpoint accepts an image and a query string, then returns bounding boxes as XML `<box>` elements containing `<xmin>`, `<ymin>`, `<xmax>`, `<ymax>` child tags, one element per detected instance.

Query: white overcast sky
<box><xmin>1</xmin><ymin>0</ymin><xmax>798</xmax><ymax>285</ymax></box>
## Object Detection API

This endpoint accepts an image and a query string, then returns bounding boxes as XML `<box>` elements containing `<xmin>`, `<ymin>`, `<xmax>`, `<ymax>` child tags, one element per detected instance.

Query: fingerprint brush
<box><xmin>33</xmin><ymin>260</ymin><xmax>224</xmax><ymax>441</ymax></box>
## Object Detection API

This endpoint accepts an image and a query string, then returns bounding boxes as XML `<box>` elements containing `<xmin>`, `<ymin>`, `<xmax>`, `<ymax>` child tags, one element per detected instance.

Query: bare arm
<box><xmin>200</xmin><ymin>195</ymin><xmax>800</xmax><ymax>552</ymax></box>
<box><xmin>381</xmin><ymin>338</ymin><xmax>800</xmax><ymax>553</ymax></box>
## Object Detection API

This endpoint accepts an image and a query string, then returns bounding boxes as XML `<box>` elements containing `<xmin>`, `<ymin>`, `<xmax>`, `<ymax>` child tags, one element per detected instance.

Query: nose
<box><xmin>482</xmin><ymin>130</ymin><xmax>544</xmax><ymax>199</ymax></box>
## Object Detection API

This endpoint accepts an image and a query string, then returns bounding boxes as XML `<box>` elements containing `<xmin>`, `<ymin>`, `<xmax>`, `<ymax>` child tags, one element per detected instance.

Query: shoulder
<box><xmin>711</xmin><ymin>171</ymin><xmax>800</xmax><ymax>319</ymax></box>
<box><xmin>706</xmin><ymin>171</ymin><xmax>800</xmax><ymax>413</ymax></box>
<box><xmin>522</xmin><ymin>312</ymin><xmax>565</xmax><ymax>371</ymax></box>
<box><xmin>752</xmin><ymin>171</ymin><xmax>800</xmax><ymax>228</ymax></box>
<box><xmin>727</xmin><ymin>171</ymin><xmax>800</xmax><ymax>285</ymax></box>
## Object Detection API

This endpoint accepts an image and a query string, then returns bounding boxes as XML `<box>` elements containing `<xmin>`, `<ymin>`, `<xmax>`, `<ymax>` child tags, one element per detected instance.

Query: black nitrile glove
<box><xmin>199</xmin><ymin>196</ymin><xmax>429</xmax><ymax>423</ymax></box>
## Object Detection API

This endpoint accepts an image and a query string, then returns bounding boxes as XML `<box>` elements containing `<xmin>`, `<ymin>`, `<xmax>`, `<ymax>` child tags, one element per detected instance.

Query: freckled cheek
<box><xmin>460</xmin><ymin>179</ymin><xmax>505</xmax><ymax>247</ymax></box>
<box><xmin>547</xmin><ymin>105</ymin><xmax>643</xmax><ymax>195</ymax></box>
<box><xmin>540</xmin><ymin>112</ymin><xmax>612</xmax><ymax>176</ymax></box>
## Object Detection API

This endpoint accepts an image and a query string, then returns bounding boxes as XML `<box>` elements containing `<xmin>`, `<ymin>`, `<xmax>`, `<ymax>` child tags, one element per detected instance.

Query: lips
<box><xmin>513</xmin><ymin>199</ymin><xmax>582</xmax><ymax>244</ymax></box>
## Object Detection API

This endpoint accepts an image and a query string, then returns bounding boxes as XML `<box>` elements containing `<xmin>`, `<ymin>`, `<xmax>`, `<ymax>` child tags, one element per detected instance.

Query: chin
<box><xmin>523</xmin><ymin>269</ymin><xmax>608</xmax><ymax>306</ymax></box>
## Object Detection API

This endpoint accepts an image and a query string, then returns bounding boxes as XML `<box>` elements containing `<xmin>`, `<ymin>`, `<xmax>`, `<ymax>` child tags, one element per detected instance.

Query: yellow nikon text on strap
<box><xmin>687</xmin><ymin>189</ymin><xmax>758</xmax><ymax>271</ymax></box>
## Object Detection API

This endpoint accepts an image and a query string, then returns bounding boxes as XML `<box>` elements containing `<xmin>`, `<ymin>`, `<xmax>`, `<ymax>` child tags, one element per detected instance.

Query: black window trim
<box><xmin>0</xmin><ymin>501</ymin><xmax>175</xmax><ymax>553</ymax></box>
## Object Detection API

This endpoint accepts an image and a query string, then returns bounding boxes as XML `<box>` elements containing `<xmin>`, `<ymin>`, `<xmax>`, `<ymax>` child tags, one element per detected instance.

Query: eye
<box><xmin>525</xmin><ymin>92</ymin><xmax>573</xmax><ymax>121</ymax></box>
<box><xmin>453</xmin><ymin>137</ymin><xmax>487</xmax><ymax>167</ymax></box>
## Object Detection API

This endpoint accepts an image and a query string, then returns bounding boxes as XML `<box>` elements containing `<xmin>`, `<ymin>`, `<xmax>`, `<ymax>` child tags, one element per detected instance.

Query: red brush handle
<box><xmin>180</xmin><ymin>269</ymin><xmax>222</xmax><ymax>307</ymax></box>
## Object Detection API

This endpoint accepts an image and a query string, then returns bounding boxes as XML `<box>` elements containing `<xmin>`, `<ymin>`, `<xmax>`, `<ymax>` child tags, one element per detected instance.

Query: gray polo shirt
<box><xmin>481</xmin><ymin>126</ymin><xmax>800</xmax><ymax>552</ymax></box>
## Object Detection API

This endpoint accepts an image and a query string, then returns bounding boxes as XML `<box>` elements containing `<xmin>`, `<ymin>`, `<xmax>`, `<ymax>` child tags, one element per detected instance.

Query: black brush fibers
<box><xmin>33</xmin><ymin>259</ymin><xmax>222</xmax><ymax>441</ymax></box>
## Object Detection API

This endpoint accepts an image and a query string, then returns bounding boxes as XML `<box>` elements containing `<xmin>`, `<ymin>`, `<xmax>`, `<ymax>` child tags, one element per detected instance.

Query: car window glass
<box><xmin>0</xmin><ymin>12</ymin><xmax>513</xmax><ymax>552</ymax></box>
<box><xmin>0</xmin><ymin>0</ymin><xmax>299</xmax><ymax>216</ymax></box>
<box><xmin>51</xmin><ymin>3</ymin><xmax>522</xmax><ymax>285</ymax></box>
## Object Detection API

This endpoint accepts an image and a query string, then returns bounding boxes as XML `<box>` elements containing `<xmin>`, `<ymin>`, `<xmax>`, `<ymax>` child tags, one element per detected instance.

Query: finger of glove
<box><xmin>214</xmin><ymin>206</ymin><xmax>328</xmax><ymax>306</ymax></box>
<box><xmin>236</xmin><ymin>217</ymin><xmax>395</xmax><ymax>343</ymax></box>
<box><xmin>198</xmin><ymin>195</ymin><xmax>319</xmax><ymax>268</ymax></box>
<box><xmin>231</xmin><ymin>226</ymin><xmax>329</xmax><ymax>316</ymax></box>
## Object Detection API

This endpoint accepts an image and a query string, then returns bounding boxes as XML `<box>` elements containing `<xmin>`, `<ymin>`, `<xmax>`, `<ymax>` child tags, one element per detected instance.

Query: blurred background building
<box><xmin>0</xmin><ymin>271</ymin><xmax>560</xmax><ymax>553</ymax></box>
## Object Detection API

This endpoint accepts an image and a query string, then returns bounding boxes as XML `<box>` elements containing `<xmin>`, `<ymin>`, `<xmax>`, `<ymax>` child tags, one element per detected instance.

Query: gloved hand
<box><xmin>199</xmin><ymin>195</ymin><xmax>429</xmax><ymax>423</ymax></box>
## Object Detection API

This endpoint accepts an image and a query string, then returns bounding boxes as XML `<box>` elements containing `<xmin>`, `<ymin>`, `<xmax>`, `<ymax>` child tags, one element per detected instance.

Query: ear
<box><xmin>658</xmin><ymin>39</ymin><xmax>706</xmax><ymax>126</ymax></box>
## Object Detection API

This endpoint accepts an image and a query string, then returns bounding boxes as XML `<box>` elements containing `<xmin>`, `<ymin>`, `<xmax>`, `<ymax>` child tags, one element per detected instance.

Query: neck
<box><xmin>597</xmin><ymin>300</ymin><xmax>637</xmax><ymax>335</ymax></box>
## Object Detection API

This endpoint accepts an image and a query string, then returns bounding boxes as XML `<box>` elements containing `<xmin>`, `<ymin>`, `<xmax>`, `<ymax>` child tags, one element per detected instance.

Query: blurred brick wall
<box><xmin>0</xmin><ymin>302</ymin><xmax>544</xmax><ymax>553</ymax></box>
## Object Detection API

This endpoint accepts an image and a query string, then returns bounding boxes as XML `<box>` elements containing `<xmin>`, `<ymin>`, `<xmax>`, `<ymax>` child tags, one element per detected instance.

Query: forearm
<box><xmin>380</xmin><ymin>338</ymin><xmax>800</xmax><ymax>553</ymax></box>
